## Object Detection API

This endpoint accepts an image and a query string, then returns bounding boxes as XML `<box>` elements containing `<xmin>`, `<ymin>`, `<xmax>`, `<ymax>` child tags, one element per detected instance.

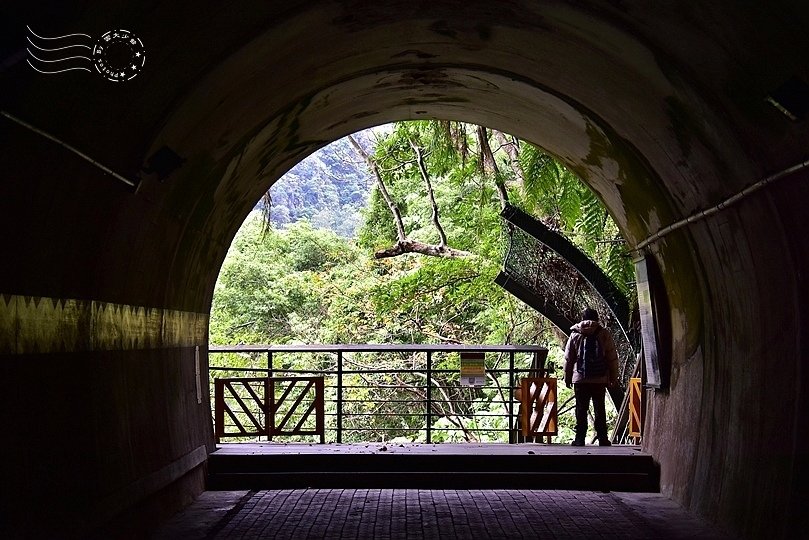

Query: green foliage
<box><xmin>287</xmin><ymin>220</ymin><xmax>352</xmax><ymax>271</ymax></box>
<box><xmin>357</xmin><ymin>188</ymin><xmax>400</xmax><ymax>250</ymax></box>
<box><xmin>210</xmin><ymin>216</ymin><xmax>360</xmax><ymax>345</ymax></box>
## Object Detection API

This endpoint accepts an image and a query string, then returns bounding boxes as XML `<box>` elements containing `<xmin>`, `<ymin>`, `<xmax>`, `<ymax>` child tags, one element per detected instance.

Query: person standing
<box><xmin>564</xmin><ymin>307</ymin><xmax>619</xmax><ymax>446</ymax></box>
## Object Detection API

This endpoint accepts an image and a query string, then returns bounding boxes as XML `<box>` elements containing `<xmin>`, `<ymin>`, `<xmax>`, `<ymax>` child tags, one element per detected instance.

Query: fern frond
<box><xmin>557</xmin><ymin>175</ymin><xmax>582</xmax><ymax>230</ymax></box>
<box><xmin>576</xmin><ymin>189</ymin><xmax>604</xmax><ymax>253</ymax></box>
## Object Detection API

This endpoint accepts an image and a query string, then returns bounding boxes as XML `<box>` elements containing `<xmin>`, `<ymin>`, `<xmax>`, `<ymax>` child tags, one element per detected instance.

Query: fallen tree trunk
<box><xmin>374</xmin><ymin>239</ymin><xmax>472</xmax><ymax>259</ymax></box>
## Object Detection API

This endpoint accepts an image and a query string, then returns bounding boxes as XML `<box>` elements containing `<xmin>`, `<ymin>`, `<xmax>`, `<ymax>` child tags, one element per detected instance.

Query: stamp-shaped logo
<box><xmin>92</xmin><ymin>29</ymin><xmax>146</xmax><ymax>82</ymax></box>
<box><xmin>27</xmin><ymin>25</ymin><xmax>146</xmax><ymax>82</ymax></box>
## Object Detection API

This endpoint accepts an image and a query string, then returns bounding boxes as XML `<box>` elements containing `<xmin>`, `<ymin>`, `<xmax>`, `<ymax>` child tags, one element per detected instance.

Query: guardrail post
<box><xmin>214</xmin><ymin>378</ymin><xmax>224</xmax><ymax>444</ymax></box>
<box><xmin>426</xmin><ymin>350</ymin><xmax>432</xmax><ymax>443</ymax></box>
<box><xmin>266</xmin><ymin>351</ymin><xmax>273</xmax><ymax>441</ymax></box>
<box><xmin>337</xmin><ymin>350</ymin><xmax>343</xmax><ymax>443</ymax></box>
<box><xmin>509</xmin><ymin>351</ymin><xmax>515</xmax><ymax>444</ymax></box>
<box><xmin>266</xmin><ymin>377</ymin><xmax>273</xmax><ymax>441</ymax></box>
<box><xmin>316</xmin><ymin>377</ymin><xmax>326</xmax><ymax>444</ymax></box>
<box><xmin>534</xmin><ymin>350</ymin><xmax>546</xmax><ymax>377</ymax></box>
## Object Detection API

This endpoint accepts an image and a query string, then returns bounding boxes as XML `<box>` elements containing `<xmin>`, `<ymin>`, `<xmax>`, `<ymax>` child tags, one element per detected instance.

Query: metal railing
<box><xmin>209</xmin><ymin>344</ymin><xmax>549</xmax><ymax>444</ymax></box>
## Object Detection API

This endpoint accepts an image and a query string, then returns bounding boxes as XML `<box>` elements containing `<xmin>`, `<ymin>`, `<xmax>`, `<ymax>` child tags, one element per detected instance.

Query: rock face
<box><xmin>0</xmin><ymin>1</ymin><xmax>808</xmax><ymax>537</ymax></box>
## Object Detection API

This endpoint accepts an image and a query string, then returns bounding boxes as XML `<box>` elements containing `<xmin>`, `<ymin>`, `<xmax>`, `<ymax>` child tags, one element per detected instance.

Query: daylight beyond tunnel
<box><xmin>210</xmin><ymin>122</ymin><xmax>638</xmax><ymax>445</ymax></box>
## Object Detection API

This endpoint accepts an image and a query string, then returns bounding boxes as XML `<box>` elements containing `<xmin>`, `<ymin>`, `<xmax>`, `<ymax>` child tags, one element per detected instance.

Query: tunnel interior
<box><xmin>1</xmin><ymin>1</ymin><xmax>808</xmax><ymax>537</ymax></box>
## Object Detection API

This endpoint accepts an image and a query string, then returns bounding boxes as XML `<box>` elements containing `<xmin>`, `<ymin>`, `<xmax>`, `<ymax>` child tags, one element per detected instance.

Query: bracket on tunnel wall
<box><xmin>141</xmin><ymin>145</ymin><xmax>185</xmax><ymax>182</ymax></box>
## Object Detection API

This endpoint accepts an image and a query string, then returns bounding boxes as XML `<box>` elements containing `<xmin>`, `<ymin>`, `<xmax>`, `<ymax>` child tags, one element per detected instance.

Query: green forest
<box><xmin>209</xmin><ymin>121</ymin><xmax>634</xmax><ymax>444</ymax></box>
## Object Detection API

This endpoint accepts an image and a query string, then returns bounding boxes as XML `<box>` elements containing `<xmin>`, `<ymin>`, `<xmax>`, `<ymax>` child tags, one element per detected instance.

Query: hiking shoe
<box><xmin>571</xmin><ymin>440</ymin><xmax>585</xmax><ymax>446</ymax></box>
<box><xmin>599</xmin><ymin>440</ymin><xmax>612</xmax><ymax>446</ymax></box>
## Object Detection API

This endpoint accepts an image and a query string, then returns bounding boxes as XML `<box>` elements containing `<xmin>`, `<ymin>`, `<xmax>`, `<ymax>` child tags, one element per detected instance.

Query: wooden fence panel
<box><xmin>214</xmin><ymin>377</ymin><xmax>268</xmax><ymax>443</ymax></box>
<box><xmin>214</xmin><ymin>376</ymin><xmax>325</xmax><ymax>444</ymax></box>
<box><xmin>519</xmin><ymin>377</ymin><xmax>558</xmax><ymax>438</ymax></box>
<box><xmin>269</xmin><ymin>377</ymin><xmax>325</xmax><ymax>444</ymax></box>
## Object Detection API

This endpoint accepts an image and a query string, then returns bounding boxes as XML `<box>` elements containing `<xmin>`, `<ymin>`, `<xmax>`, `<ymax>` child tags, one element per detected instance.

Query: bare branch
<box><xmin>407</xmin><ymin>371</ymin><xmax>475</xmax><ymax>441</ymax></box>
<box><xmin>227</xmin><ymin>320</ymin><xmax>256</xmax><ymax>332</ymax></box>
<box><xmin>260</xmin><ymin>192</ymin><xmax>273</xmax><ymax>235</ymax></box>
<box><xmin>374</xmin><ymin>239</ymin><xmax>472</xmax><ymax>259</ymax></box>
<box><xmin>347</xmin><ymin>134</ymin><xmax>407</xmax><ymax>242</ymax></box>
<box><xmin>422</xmin><ymin>330</ymin><xmax>463</xmax><ymax>344</ymax></box>
<box><xmin>410</xmin><ymin>139</ymin><xmax>448</xmax><ymax>247</ymax></box>
<box><xmin>476</xmin><ymin>125</ymin><xmax>509</xmax><ymax>210</ymax></box>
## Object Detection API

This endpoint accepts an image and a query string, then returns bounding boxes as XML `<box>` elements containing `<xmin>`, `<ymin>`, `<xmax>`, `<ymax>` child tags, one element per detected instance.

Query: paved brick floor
<box><xmin>154</xmin><ymin>490</ymin><xmax>733</xmax><ymax>539</ymax></box>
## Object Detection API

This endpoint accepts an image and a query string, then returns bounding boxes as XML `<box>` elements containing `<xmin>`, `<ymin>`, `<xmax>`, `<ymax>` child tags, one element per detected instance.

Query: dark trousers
<box><xmin>574</xmin><ymin>383</ymin><xmax>608</xmax><ymax>442</ymax></box>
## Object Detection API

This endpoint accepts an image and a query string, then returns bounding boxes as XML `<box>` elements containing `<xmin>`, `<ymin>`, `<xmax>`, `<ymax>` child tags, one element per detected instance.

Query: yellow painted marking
<box><xmin>0</xmin><ymin>294</ymin><xmax>207</xmax><ymax>354</ymax></box>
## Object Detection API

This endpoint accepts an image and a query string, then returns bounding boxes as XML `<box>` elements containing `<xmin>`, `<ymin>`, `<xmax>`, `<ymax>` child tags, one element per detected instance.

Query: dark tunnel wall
<box><xmin>1</xmin><ymin>1</ymin><xmax>808</xmax><ymax>537</ymax></box>
<box><xmin>0</xmin><ymin>124</ymin><xmax>215</xmax><ymax>536</ymax></box>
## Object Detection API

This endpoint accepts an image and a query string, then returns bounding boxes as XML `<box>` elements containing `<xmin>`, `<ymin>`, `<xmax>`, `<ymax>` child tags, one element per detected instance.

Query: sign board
<box><xmin>635</xmin><ymin>254</ymin><xmax>662</xmax><ymax>387</ymax></box>
<box><xmin>459</xmin><ymin>352</ymin><xmax>486</xmax><ymax>386</ymax></box>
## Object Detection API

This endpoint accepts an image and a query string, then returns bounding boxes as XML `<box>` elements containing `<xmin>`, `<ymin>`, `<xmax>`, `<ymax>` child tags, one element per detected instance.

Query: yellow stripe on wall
<box><xmin>0</xmin><ymin>294</ymin><xmax>207</xmax><ymax>354</ymax></box>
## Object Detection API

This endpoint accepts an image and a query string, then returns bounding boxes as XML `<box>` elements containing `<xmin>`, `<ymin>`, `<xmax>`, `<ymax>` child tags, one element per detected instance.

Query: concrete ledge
<box><xmin>94</xmin><ymin>445</ymin><xmax>209</xmax><ymax>531</ymax></box>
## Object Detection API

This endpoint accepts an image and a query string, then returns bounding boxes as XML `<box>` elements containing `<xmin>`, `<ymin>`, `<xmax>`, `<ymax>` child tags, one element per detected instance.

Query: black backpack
<box><xmin>576</xmin><ymin>328</ymin><xmax>607</xmax><ymax>378</ymax></box>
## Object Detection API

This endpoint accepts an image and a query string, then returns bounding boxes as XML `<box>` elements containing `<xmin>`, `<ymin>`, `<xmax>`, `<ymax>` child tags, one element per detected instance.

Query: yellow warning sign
<box><xmin>460</xmin><ymin>352</ymin><xmax>486</xmax><ymax>386</ymax></box>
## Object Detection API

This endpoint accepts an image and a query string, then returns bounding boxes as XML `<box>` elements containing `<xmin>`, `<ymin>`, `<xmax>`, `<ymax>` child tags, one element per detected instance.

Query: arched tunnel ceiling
<box><xmin>0</xmin><ymin>0</ymin><xmax>805</xmax><ymax>351</ymax></box>
<box><xmin>3</xmin><ymin>0</ymin><xmax>806</xmax><ymax>315</ymax></box>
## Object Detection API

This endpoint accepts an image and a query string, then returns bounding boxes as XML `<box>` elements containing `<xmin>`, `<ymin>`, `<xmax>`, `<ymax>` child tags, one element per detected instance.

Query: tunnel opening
<box><xmin>206</xmin><ymin>119</ymin><xmax>644</xmax><ymax>447</ymax></box>
<box><xmin>201</xmin><ymin>120</ymin><xmax>663</xmax><ymax>496</ymax></box>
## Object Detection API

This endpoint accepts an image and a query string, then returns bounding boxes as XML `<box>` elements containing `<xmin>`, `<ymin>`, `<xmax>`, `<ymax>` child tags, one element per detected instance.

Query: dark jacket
<box><xmin>564</xmin><ymin>320</ymin><xmax>619</xmax><ymax>385</ymax></box>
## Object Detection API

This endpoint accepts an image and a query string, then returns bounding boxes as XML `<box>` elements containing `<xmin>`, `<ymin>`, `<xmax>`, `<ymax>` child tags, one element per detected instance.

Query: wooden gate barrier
<box><xmin>519</xmin><ymin>377</ymin><xmax>558</xmax><ymax>441</ymax></box>
<box><xmin>629</xmin><ymin>377</ymin><xmax>642</xmax><ymax>439</ymax></box>
<box><xmin>214</xmin><ymin>377</ymin><xmax>325</xmax><ymax>443</ymax></box>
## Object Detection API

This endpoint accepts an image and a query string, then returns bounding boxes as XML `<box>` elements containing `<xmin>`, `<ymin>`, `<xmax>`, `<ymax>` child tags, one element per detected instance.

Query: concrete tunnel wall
<box><xmin>0</xmin><ymin>1</ymin><xmax>808</xmax><ymax>537</ymax></box>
